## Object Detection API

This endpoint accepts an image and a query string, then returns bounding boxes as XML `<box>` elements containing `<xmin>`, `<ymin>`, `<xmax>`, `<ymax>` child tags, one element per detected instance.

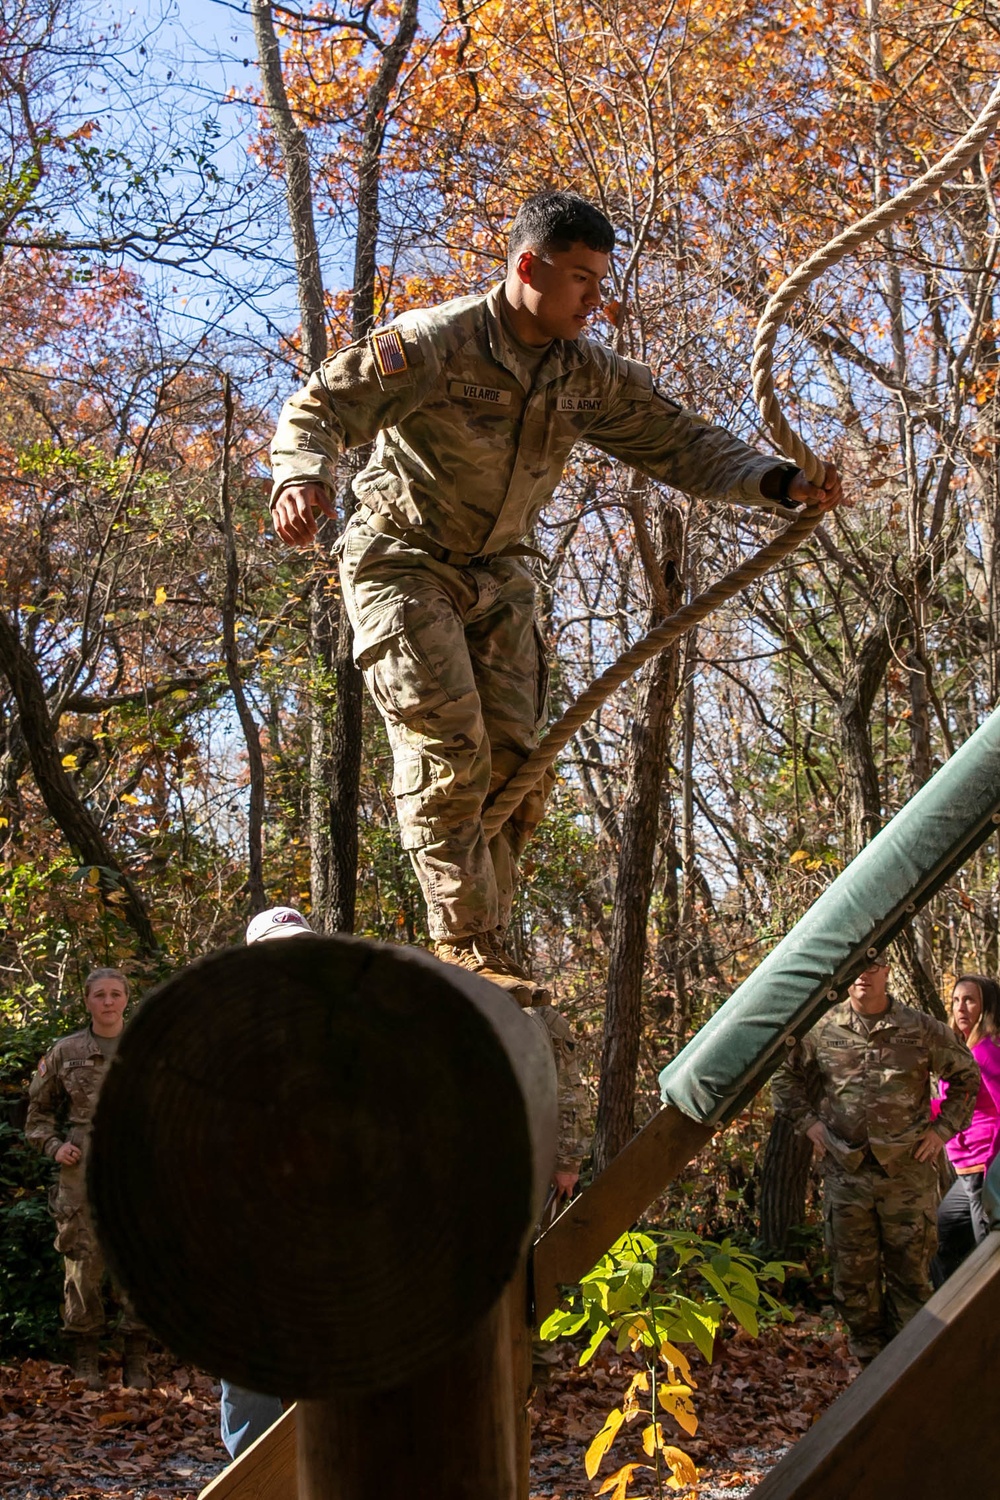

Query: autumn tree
<box><xmin>248</xmin><ymin>0</ymin><xmax>419</xmax><ymax>932</ymax></box>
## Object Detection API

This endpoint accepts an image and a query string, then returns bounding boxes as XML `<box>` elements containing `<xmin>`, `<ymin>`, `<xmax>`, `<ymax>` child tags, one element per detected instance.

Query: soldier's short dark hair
<box><xmin>508</xmin><ymin>192</ymin><xmax>615</xmax><ymax>267</ymax></box>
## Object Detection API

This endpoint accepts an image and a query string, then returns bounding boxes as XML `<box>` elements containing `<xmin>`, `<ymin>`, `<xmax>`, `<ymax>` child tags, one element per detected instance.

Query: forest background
<box><xmin>1</xmin><ymin>0</ymin><xmax>998</xmax><ymax>1348</ymax></box>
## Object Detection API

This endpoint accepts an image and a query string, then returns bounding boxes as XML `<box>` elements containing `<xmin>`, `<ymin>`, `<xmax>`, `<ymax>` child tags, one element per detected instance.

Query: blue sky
<box><xmin>70</xmin><ymin>0</ymin><xmax>333</xmax><ymax>367</ymax></box>
<box><xmin>159</xmin><ymin>0</ymin><xmax>253</xmax><ymax>104</ymax></box>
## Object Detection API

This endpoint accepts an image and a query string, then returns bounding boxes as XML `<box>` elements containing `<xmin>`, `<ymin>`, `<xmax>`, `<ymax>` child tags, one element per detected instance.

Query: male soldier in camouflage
<box><xmin>24</xmin><ymin>968</ymin><xmax>150</xmax><ymax>1390</ymax></box>
<box><xmin>530</xmin><ymin>1005</ymin><xmax>588</xmax><ymax>1208</ymax></box>
<box><xmin>771</xmin><ymin>954</ymin><xmax>979</xmax><ymax>1364</ymax></box>
<box><xmin>269</xmin><ymin>190</ymin><xmax>846</xmax><ymax>1000</ymax></box>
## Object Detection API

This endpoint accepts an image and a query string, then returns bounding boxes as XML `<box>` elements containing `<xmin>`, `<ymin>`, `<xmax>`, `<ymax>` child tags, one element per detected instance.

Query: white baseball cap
<box><xmin>245</xmin><ymin>907</ymin><xmax>314</xmax><ymax>945</ymax></box>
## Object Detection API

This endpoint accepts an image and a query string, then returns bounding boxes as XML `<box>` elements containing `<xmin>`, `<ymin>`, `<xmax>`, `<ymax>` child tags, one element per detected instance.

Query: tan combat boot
<box><xmin>434</xmin><ymin>933</ymin><xmax>551</xmax><ymax>1007</ymax></box>
<box><xmin>70</xmin><ymin>1335</ymin><xmax>103</xmax><ymax>1391</ymax></box>
<box><xmin>487</xmin><ymin>930</ymin><xmax>551</xmax><ymax>1006</ymax></box>
<box><xmin>122</xmin><ymin>1334</ymin><xmax>152</xmax><ymax>1389</ymax></box>
<box><xmin>434</xmin><ymin>934</ymin><xmax>536</xmax><ymax>1006</ymax></box>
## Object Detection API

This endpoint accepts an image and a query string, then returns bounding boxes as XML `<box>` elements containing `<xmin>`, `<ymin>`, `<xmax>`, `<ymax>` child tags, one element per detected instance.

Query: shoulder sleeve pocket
<box><xmin>615</xmin><ymin>355</ymin><xmax>654</xmax><ymax>402</ymax></box>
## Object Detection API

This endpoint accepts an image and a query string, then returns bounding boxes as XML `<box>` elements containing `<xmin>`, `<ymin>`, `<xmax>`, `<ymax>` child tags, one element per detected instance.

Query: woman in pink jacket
<box><xmin>931</xmin><ymin>972</ymin><xmax>1000</xmax><ymax>1286</ymax></box>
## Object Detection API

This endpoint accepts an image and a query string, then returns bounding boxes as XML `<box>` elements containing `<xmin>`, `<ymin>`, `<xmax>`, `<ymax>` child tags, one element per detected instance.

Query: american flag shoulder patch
<box><xmin>372</xmin><ymin>328</ymin><xmax>409</xmax><ymax>377</ymax></box>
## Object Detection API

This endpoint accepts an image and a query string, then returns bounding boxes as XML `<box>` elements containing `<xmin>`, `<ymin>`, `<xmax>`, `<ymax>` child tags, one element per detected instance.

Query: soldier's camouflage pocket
<box><xmin>54</xmin><ymin>1209</ymin><xmax>92</xmax><ymax>1258</ymax></box>
<box><xmin>48</xmin><ymin>1167</ymin><xmax>85</xmax><ymax>1223</ymax></box>
<box><xmin>51</xmin><ymin>1176</ymin><xmax>93</xmax><ymax>1258</ymax></box>
<box><xmin>353</xmin><ymin>600</ymin><xmax>452</xmax><ymax>724</ymax></box>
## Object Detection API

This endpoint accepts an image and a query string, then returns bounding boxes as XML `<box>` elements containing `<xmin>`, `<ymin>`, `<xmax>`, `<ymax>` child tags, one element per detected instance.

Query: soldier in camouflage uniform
<box><xmin>529</xmin><ymin>1005</ymin><xmax>589</xmax><ymax>1204</ymax></box>
<box><xmin>269</xmin><ymin>191</ymin><xmax>846</xmax><ymax>1001</ymax></box>
<box><xmin>24</xmin><ymin>968</ymin><xmax>149</xmax><ymax>1390</ymax></box>
<box><xmin>771</xmin><ymin>955</ymin><xmax>979</xmax><ymax>1363</ymax></box>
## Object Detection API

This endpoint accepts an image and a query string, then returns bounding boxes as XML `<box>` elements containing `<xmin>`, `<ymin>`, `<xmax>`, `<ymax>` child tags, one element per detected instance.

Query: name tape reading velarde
<box><xmin>448</xmin><ymin>381</ymin><xmax>513</xmax><ymax>405</ymax></box>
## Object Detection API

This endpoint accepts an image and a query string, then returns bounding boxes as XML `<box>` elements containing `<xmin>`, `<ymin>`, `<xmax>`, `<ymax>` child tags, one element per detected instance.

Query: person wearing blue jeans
<box><xmin>219</xmin><ymin>905</ymin><xmax>314</xmax><ymax>1460</ymax></box>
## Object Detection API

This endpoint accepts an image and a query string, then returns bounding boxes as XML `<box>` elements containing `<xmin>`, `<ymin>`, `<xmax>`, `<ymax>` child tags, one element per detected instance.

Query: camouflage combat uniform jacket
<box><xmin>771</xmin><ymin>997</ymin><xmax>979</xmax><ymax>1173</ymax></box>
<box><xmin>26</xmin><ymin>1026</ymin><xmax>139</xmax><ymax>1335</ymax></box>
<box><xmin>25</xmin><ymin>1026</ymin><xmax>112</xmax><ymax>1172</ymax></box>
<box><xmin>270</xmin><ymin>283</ymin><xmax>801</xmax><ymax>558</ymax></box>
<box><xmin>26</xmin><ymin>1024</ymin><xmax>119</xmax><ymax>1245</ymax></box>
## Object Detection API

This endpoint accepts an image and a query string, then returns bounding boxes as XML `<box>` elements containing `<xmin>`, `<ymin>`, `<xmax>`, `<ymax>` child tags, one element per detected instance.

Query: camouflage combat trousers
<box><xmin>823</xmin><ymin>1154</ymin><xmax>938</xmax><ymax>1361</ymax></box>
<box><xmin>51</xmin><ymin>1167</ymin><xmax>141</xmax><ymax>1336</ymax></box>
<box><xmin>339</xmin><ymin>520</ymin><xmax>551</xmax><ymax>940</ymax></box>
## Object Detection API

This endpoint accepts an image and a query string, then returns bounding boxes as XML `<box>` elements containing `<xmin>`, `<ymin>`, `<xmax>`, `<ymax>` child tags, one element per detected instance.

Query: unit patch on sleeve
<box><xmin>372</xmin><ymin>329</ymin><xmax>409</xmax><ymax>377</ymax></box>
<box><xmin>448</xmin><ymin>381</ymin><xmax>512</xmax><ymax>406</ymax></box>
<box><xmin>557</xmin><ymin>395</ymin><xmax>604</xmax><ymax>413</ymax></box>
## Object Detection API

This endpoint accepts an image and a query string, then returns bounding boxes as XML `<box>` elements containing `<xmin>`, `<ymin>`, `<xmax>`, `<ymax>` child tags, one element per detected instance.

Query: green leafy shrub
<box><xmin>540</xmin><ymin>1229</ymin><xmax>792</xmax><ymax>1498</ymax></box>
<box><xmin>0</xmin><ymin>1019</ymin><xmax>65</xmax><ymax>1356</ymax></box>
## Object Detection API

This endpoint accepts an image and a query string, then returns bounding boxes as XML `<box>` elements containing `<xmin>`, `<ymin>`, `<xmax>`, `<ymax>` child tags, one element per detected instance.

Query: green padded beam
<box><xmin>660</xmin><ymin>705</ymin><xmax>1000</xmax><ymax>1127</ymax></box>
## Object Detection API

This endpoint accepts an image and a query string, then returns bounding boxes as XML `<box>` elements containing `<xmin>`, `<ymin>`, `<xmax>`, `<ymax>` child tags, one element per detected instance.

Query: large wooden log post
<box><xmin>88</xmin><ymin>937</ymin><xmax>556</xmax><ymax>1499</ymax></box>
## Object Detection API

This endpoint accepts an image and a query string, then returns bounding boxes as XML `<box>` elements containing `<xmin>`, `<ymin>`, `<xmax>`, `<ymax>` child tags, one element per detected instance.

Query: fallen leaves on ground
<box><xmin>0</xmin><ymin>1353</ymin><xmax>224</xmax><ymax>1498</ymax></box>
<box><xmin>529</xmin><ymin>1311</ymin><xmax>858</xmax><ymax>1498</ymax></box>
<box><xmin>1</xmin><ymin>1314</ymin><xmax>856</xmax><ymax>1499</ymax></box>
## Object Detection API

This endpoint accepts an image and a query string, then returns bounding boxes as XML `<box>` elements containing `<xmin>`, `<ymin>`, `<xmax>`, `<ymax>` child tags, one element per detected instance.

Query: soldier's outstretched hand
<box><xmin>272</xmin><ymin>482</ymin><xmax>338</xmax><ymax>545</ymax></box>
<box><xmin>787</xmin><ymin>462</ymin><xmax>848</xmax><ymax>513</ymax></box>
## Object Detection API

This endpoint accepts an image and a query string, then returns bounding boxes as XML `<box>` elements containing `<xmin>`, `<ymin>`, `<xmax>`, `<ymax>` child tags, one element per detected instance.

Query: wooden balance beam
<box><xmin>88</xmin><ymin>937</ymin><xmax>557</xmax><ymax>1500</ymax></box>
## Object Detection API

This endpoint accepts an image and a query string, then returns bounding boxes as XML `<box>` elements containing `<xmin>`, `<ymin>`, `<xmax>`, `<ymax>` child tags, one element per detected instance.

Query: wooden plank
<box><xmin>198</xmin><ymin>1405</ymin><xmax>296</xmax><ymax>1500</ymax></box>
<box><xmin>506</xmin><ymin>1263</ymin><xmax>533</xmax><ymax>1500</ymax></box>
<box><xmin>199</xmin><ymin>1274</ymin><xmax>534</xmax><ymax>1500</ymax></box>
<box><xmin>533</xmin><ymin>1105</ymin><xmax>714</xmax><ymax>1321</ymax></box>
<box><xmin>751</xmin><ymin>1230</ymin><xmax>1000</xmax><ymax>1499</ymax></box>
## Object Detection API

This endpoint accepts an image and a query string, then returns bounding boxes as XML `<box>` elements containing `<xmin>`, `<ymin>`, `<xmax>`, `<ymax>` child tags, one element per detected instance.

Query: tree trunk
<box><xmin>218</xmin><ymin>373</ymin><xmax>266</xmax><ymax>912</ymax></box>
<box><xmin>252</xmin><ymin>0</ymin><xmax>418</xmax><ymax>934</ymax></box>
<box><xmin>674</xmin><ymin>627</ymin><xmax>697</xmax><ymax>1049</ymax></box>
<box><xmin>250</xmin><ymin>2</ymin><xmax>327</xmax><ymax>374</ymax></box>
<box><xmin>320</xmin><ymin>0</ymin><xmax>418</xmax><ymax>932</ymax></box>
<box><xmin>757</xmin><ymin>1110</ymin><xmax>814</xmax><ymax>1257</ymax></box>
<box><xmin>313</xmin><ymin>457</ymin><xmax>366</xmax><ymax>934</ymax></box>
<box><xmin>0</xmin><ymin>612</ymin><xmax>159</xmax><ymax>956</ymax></box>
<box><xmin>840</xmin><ymin>591</ymin><xmax>908</xmax><ymax>856</ymax></box>
<box><xmin>593</xmin><ymin>501</ymin><xmax>683</xmax><ymax>1174</ymax></box>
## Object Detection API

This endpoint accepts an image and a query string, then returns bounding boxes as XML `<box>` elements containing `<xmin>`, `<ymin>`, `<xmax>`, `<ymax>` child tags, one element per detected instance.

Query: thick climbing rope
<box><xmin>482</xmin><ymin>76</ymin><xmax>1000</xmax><ymax>842</ymax></box>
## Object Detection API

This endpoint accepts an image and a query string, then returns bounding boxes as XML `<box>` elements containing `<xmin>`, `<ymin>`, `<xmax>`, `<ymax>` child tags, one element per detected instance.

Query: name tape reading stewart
<box><xmin>449</xmin><ymin>381</ymin><xmax>513</xmax><ymax>405</ymax></box>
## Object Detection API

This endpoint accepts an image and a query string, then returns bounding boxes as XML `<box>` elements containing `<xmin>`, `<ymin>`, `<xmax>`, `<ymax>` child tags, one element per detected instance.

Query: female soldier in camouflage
<box><xmin>25</xmin><ymin>968</ymin><xmax>149</xmax><ymax>1390</ymax></box>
